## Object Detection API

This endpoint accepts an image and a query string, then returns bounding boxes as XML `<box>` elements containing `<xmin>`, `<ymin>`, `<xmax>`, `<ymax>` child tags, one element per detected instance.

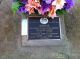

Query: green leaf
<box><xmin>11</xmin><ymin>2</ymin><xmax>20</xmax><ymax>13</ymax></box>
<box><xmin>56</xmin><ymin>9</ymin><xmax>67</xmax><ymax>15</ymax></box>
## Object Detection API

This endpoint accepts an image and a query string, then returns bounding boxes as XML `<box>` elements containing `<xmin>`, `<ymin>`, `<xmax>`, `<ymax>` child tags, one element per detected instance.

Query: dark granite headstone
<box><xmin>28</xmin><ymin>17</ymin><xmax>60</xmax><ymax>40</ymax></box>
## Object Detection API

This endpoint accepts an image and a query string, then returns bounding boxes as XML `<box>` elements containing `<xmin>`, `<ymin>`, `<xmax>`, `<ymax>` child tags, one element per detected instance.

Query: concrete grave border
<box><xmin>20</xmin><ymin>16</ymin><xmax>67</xmax><ymax>46</ymax></box>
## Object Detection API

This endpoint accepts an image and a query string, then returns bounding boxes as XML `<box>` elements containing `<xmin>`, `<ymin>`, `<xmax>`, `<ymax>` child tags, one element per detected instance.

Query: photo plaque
<box><xmin>28</xmin><ymin>16</ymin><xmax>61</xmax><ymax>40</ymax></box>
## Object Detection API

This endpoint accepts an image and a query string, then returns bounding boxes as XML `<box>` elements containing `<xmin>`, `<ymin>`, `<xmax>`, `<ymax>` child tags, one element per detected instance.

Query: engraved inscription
<box><xmin>28</xmin><ymin>17</ymin><xmax>60</xmax><ymax>40</ymax></box>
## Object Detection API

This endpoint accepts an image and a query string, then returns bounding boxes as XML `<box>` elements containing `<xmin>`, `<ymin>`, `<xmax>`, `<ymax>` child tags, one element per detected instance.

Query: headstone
<box><xmin>28</xmin><ymin>17</ymin><xmax>60</xmax><ymax>40</ymax></box>
<box><xmin>21</xmin><ymin>16</ymin><xmax>66</xmax><ymax>46</ymax></box>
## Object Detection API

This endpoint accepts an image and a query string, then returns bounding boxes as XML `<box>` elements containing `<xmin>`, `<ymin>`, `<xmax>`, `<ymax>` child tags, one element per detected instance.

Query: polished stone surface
<box><xmin>28</xmin><ymin>17</ymin><xmax>60</xmax><ymax>40</ymax></box>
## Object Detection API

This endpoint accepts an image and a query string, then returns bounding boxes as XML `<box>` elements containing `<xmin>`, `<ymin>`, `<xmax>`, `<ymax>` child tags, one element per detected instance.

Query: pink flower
<box><xmin>25</xmin><ymin>0</ymin><xmax>41</xmax><ymax>14</ymax></box>
<box><xmin>48</xmin><ymin>5</ymin><xmax>56</xmax><ymax>17</ymax></box>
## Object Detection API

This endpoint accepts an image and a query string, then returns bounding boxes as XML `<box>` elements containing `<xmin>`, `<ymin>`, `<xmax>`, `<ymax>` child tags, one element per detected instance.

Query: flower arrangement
<box><xmin>12</xmin><ymin>0</ymin><xmax>74</xmax><ymax>18</ymax></box>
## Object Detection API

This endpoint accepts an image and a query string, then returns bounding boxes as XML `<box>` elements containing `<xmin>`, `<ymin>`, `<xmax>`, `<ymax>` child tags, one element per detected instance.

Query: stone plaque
<box><xmin>28</xmin><ymin>17</ymin><xmax>60</xmax><ymax>40</ymax></box>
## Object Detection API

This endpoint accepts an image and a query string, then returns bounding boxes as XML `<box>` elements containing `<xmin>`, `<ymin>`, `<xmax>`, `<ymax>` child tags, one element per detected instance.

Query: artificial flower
<box><xmin>17</xmin><ymin>5</ymin><xmax>27</xmax><ymax>13</ymax></box>
<box><xmin>52</xmin><ymin>0</ymin><xmax>66</xmax><ymax>10</ymax></box>
<box><xmin>43</xmin><ymin>0</ymin><xmax>53</xmax><ymax>4</ymax></box>
<box><xmin>20</xmin><ymin>0</ymin><xmax>27</xmax><ymax>4</ymax></box>
<box><xmin>64</xmin><ymin>0</ymin><xmax>74</xmax><ymax>10</ymax></box>
<box><xmin>25</xmin><ymin>0</ymin><xmax>41</xmax><ymax>14</ymax></box>
<box><xmin>12</xmin><ymin>0</ymin><xmax>74</xmax><ymax>18</ymax></box>
<box><xmin>40</xmin><ymin>1</ymin><xmax>50</xmax><ymax>14</ymax></box>
<box><xmin>48</xmin><ymin>5</ymin><xmax>56</xmax><ymax>17</ymax></box>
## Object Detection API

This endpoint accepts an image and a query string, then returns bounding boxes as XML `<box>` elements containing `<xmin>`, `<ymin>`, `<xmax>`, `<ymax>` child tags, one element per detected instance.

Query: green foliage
<box><xmin>56</xmin><ymin>9</ymin><xmax>67</xmax><ymax>15</ymax></box>
<box><xmin>11</xmin><ymin>2</ymin><xmax>20</xmax><ymax>13</ymax></box>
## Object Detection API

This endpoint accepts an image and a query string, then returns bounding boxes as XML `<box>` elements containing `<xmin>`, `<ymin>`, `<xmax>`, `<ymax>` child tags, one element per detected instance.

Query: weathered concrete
<box><xmin>0</xmin><ymin>0</ymin><xmax>80</xmax><ymax>59</ymax></box>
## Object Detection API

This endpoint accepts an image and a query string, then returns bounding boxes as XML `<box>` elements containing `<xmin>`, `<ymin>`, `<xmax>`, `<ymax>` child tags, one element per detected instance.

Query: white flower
<box><xmin>52</xmin><ymin>0</ymin><xmax>66</xmax><ymax>10</ymax></box>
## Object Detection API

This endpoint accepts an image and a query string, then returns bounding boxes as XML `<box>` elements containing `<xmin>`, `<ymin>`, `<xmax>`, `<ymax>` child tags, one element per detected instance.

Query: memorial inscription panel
<box><xmin>28</xmin><ymin>17</ymin><xmax>60</xmax><ymax>40</ymax></box>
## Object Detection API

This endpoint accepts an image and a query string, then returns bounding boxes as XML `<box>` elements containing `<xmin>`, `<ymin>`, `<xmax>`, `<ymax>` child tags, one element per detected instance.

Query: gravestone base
<box><xmin>21</xmin><ymin>16</ymin><xmax>66</xmax><ymax>46</ymax></box>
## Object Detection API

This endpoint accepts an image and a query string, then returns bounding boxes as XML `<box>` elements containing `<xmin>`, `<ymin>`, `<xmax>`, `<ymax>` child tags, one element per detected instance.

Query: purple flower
<box><xmin>20</xmin><ymin>0</ymin><xmax>27</xmax><ymax>4</ymax></box>
<box><xmin>17</xmin><ymin>5</ymin><xmax>27</xmax><ymax>13</ymax></box>
<box><xmin>43</xmin><ymin>0</ymin><xmax>53</xmax><ymax>4</ymax></box>
<box><xmin>64</xmin><ymin>0</ymin><xmax>74</xmax><ymax>10</ymax></box>
<box><xmin>41</xmin><ymin>1</ymin><xmax>51</xmax><ymax>14</ymax></box>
